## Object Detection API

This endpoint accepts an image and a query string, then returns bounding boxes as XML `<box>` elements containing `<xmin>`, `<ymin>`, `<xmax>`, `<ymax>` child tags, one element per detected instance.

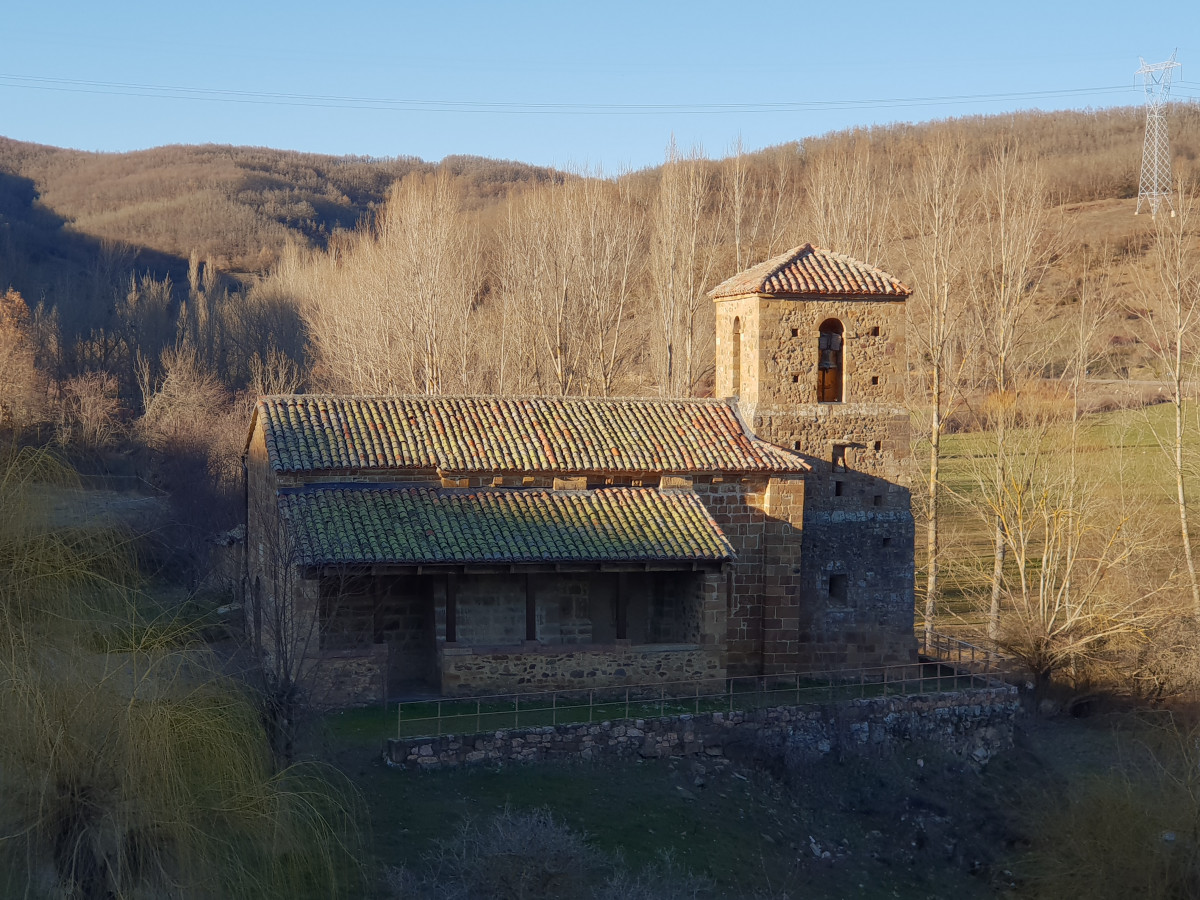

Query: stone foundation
<box><xmin>439</xmin><ymin>643</ymin><xmax>726</xmax><ymax>695</ymax></box>
<box><xmin>387</xmin><ymin>685</ymin><xmax>1019</xmax><ymax>769</ymax></box>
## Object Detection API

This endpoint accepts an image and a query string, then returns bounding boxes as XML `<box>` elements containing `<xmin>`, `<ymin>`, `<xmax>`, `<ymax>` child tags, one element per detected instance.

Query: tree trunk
<box><xmin>1174</xmin><ymin>368</ymin><xmax>1200</xmax><ymax>618</ymax></box>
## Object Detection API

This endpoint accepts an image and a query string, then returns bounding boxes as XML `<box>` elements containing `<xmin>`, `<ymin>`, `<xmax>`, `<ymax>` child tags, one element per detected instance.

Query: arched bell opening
<box><xmin>817</xmin><ymin>319</ymin><xmax>844</xmax><ymax>403</ymax></box>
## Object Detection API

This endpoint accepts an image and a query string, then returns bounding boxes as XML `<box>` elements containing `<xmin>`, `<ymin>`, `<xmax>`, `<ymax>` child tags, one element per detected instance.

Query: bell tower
<box><xmin>711</xmin><ymin>244</ymin><xmax>917</xmax><ymax>667</ymax></box>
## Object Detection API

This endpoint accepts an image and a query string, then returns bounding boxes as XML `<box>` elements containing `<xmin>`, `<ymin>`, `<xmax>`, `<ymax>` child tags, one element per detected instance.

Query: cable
<box><xmin>0</xmin><ymin>72</ymin><xmax>1139</xmax><ymax>116</ymax></box>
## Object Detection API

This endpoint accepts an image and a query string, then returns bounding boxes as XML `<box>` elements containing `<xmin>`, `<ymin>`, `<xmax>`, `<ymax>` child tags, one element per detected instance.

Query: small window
<box><xmin>873</xmin><ymin>494</ymin><xmax>883</xmax><ymax>507</ymax></box>
<box><xmin>873</xmin><ymin>440</ymin><xmax>882</xmax><ymax>452</ymax></box>
<box><xmin>832</xmin><ymin>444</ymin><xmax>848</xmax><ymax>472</ymax></box>
<box><xmin>791</xmin><ymin>374</ymin><xmax>800</xmax><ymax>383</ymax></box>
<box><xmin>869</xmin><ymin>326</ymin><xmax>880</xmax><ymax>337</ymax></box>
<box><xmin>794</xmin><ymin>441</ymin><xmax>803</xmax><ymax>451</ymax></box>
<box><xmin>882</xmin><ymin>537</ymin><xmax>892</xmax><ymax>548</ymax></box>
<box><xmin>829</xmin><ymin>574</ymin><xmax>848</xmax><ymax>602</ymax></box>
<box><xmin>834</xmin><ymin>480</ymin><xmax>845</xmax><ymax>497</ymax></box>
<box><xmin>790</xmin><ymin>328</ymin><xmax>799</xmax><ymax>337</ymax></box>
<box><xmin>870</xmin><ymin>376</ymin><xmax>880</xmax><ymax>386</ymax></box>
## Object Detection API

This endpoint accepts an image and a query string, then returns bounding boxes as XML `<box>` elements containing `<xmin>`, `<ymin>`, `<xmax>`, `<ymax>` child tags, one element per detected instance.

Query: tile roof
<box><xmin>709</xmin><ymin>244</ymin><xmax>911</xmax><ymax>300</ymax></box>
<box><xmin>278</xmin><ymin>486</ymin><xmax>735</xmax><ymax>566</ymax></box>
<box><xmin>254</xmin><ymin>395</ymin><xmax>806</xmax><ymax>475</ymax></box>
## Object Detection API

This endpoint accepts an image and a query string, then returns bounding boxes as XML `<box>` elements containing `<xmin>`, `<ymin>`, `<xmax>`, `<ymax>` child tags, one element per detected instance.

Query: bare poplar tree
<box><xmin>569</xmin><ymin>170</ymin><xmax>644</xmax><ymax>396</ymax></box>
<box><xmin>725</xmin><ymin>138</ymin><xmax>801</xmax><ymax>270</ymax></box>
<box><xmin>899</xmin><ymin>138</ymin><xmax>974</xmax><ymax>645</ymax></box>
<box><xmin>802</xmin><ymin>137</ymin><xmax>894</xmax><ymax>265</ymax></box>
<box><xmin>967</xmin><ymin>144</ymin><xmax>1057</xmax><ymax>639</ymax></box>
<box><xmin>1134</xmin><ymin>184</ymin><xmax>1200</xmax><ymax>617</ymax></box>
<box><xmin>497</xmin><ymin>183</ymin><xmax>582</xmax><ymax>396</ymax></box>
<box><xmin>299</xmin><ymin>170</ymin><xmax>480</xmax><ymax>394</ymax></box>
<box><xmin>650</xmin><ymin>139</ymin><xmax>723</xmax><ymax>397</ymax></box>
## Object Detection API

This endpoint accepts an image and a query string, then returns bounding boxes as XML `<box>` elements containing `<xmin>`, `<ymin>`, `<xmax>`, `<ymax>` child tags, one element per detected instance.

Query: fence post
<box><xmin>437</xmin><ymin>699</ymin><xmax>443</xmax><ymax>737</ymax></box>
<box><xmin>694</xmin><ymin>682</ymin><xmax>700</xmax><ymax>715</ymax></box>
<box><xmin>514</xmin><ymin>694</ymin><xmax>519</xmax><ymax>730</ymax></box>
<box><xmin>589</xmin><ymin>690</ymin><xmax>594</xmax><ymax>724</ymax></box>
<box><xmin>476</xmin><ymin>699</ymin><xmax>481</xmax><ymax>734</ymax></box>
<box><xmin>728</xmin><ymin>678</ymin><xmax>733</xmax><ymax>715</ymax></box>
<box><xmin>552</xmin><ymin>691</ymin><xmax>557</xmax><ymax>726</ymax></box>
<box><xmin>624</xmin><ymin>687</ymin><xmax>630</xmax><ymax>721</ymax></box>
<box><xmin>659</xmin><ymin>684</ymin><xmax>665</xmax><ymax>718</ymax></box>
<box><xmin>397</xmin><ymin>702</ymin><xmax>402</xmax><ymax>741</ymax></box>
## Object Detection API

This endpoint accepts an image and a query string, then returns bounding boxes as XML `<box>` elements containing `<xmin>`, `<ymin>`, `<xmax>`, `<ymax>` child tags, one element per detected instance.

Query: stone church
<box><xmin>243</xmin><ymin>244</ymin><xmax>917</xmax><ymax>703</ymax></box>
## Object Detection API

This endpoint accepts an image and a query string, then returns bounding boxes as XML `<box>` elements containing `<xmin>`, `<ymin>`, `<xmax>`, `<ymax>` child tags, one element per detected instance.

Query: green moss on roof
<box><xmin>255</xmin><ymin>395</ymin><xmax>806</xmax><ymax>475</ymax></box>
<box><xmin>278</xmin><ymin>486</ymin><xmax>736</xmax><ymax>566</ymax></box>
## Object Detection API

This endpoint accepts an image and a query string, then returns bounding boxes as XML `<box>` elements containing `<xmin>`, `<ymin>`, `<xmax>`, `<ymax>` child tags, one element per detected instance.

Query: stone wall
<box><xmin>386</xmin><ymin>685</ymin><xmax>1019</xmax><ymax>769</ymax></box>
<box><xmin>438</xmin><ymin>643</ymin><xmax>725</xmax><ymax>695</ymax></box>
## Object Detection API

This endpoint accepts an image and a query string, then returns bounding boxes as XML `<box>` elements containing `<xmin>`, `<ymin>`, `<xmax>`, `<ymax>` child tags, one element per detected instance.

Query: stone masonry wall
<box><xmin>713</xmin><ymin>293</ymin><xmax>917</xmax><ymax>672</ymax></box>
<box><xmin>438</xmin><ymin>643</ymin><xmax>725</xmax><ymax>695</ymax></box>
<box><xmin>387</xmin><ymin>685</ymin><xmax>1019</xmax><ymax>770</ymax></box>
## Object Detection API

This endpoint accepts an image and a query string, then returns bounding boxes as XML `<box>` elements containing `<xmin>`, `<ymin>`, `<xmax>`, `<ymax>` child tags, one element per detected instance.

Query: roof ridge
<box><xmin>258</xmin><ymin>393</ymin><xmax>732</xmax><ymax>405</ymax></box>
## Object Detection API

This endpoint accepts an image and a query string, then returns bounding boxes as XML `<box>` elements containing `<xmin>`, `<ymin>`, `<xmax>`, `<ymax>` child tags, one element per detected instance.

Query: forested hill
<box><xmin>3</xmin><ymin>105</ymin><xmax>1199</xmax><ymax>282</ymax></box>
<box><xmin>0</xmin><ymin>138</ymin><xmax>561</xmax><ymax>272</ymax></box>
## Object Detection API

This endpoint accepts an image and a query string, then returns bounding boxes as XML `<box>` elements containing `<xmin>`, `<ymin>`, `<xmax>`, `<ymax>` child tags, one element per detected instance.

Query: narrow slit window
<box><xmin>731</xmin><ymin>317</ymin><xmax>742</xmax><ymax>397</ymax></box>
<box><xmin>834</xmin><ymin>480</ymin><xmax>845</xmax><ymax>497</ymax></box>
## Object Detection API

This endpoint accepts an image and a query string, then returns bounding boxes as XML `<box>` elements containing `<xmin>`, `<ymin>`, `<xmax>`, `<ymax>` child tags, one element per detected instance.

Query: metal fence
<box><xmin>919</xmin><ymin>629</ymin><xmax>1012</xmax><ymax>675</ymax></box>
<box><xmin>395</xmin><ymin>658</ymin><xmax>1005</xmax><ymax>740</ymax></box>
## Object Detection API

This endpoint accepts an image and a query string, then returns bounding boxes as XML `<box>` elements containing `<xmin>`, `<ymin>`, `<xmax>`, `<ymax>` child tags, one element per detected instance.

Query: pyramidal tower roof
<box><xmin>709</xmin><ymin>244</ymin><xmax>911</xmax><ymax>300</ymax></box>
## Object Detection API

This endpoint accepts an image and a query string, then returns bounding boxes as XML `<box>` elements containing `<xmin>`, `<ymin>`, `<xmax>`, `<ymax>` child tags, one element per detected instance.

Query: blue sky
<box><xmin>2</xmin><ymin>1</ymin><xmax>1197</xmax><ymax>169</ymax></box>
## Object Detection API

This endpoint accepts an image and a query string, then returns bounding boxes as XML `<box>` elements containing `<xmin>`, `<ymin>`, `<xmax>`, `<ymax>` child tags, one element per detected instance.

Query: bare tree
<box><xmin>802</xmin><ymin>137</ymin><xmax>894</xmax><ymax>266</ymax></box>
<box><xmin>650</xmin><ymin>139</ymin><xmax>723</xmax><ymax>397</ymax></box>
<box><xmin>570</xmin><ymin>170</ymin><xmax>644</xmax><ymax>396</ymax></box>
<box><xmin>1133</xmin><ymin>184</ymin><xmax>1200</xmax><ymax>617</ymax></box>
<box><xmin>967</xmin><ymin>144</ymin><xmax>1058</xmax><ymax>639</ymax></box>
<box><xmin>300</xmin><ymin>170</ymin><xmax>480</xmax><ymax>394</ymax></box>
<box><xmin>899</xmin><ymin>139</ymin><xmax>974</xmax><ymax>645</ymax></box>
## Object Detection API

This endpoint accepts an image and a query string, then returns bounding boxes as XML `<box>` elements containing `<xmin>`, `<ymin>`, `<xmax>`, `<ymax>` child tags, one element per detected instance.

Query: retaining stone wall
<box><xmin>386</xmin><ymin>685</ymin><xmax>1019</xmax><ymax>770</ymax></box>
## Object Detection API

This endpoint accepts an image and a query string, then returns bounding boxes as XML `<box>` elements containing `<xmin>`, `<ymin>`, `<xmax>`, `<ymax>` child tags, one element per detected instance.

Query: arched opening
<box><xmin>817</xmin><ymin>319</ymin><xmax>844</xmax><ymax>402</ymax></box>
<box><xmin>731</xmin><ymin>317</ymin><xmax>742</xmax><ymax>396</ymax></box>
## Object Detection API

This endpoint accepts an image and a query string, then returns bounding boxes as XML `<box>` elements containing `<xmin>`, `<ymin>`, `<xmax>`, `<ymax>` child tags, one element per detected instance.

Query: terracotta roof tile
<box><xmin>709</xmin><ymin>244</ymin><xmax>911</xmax><ymax>299</ymax></box>
<box><xmin>255</xmin><ymin>395</ymin><xmax>806</xmax><ymax>475</ymax></box>
<box><xmin>278</xmin><ymin>486</ymin><xmax>735</xmax><ymax>565</ymax></box>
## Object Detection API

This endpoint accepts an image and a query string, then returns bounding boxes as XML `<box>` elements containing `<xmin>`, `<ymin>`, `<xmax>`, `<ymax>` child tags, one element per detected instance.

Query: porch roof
<box><xmin>278</xmin><ymin>485</ymin><xmax>736</xmax><ymax>567</ymax></box>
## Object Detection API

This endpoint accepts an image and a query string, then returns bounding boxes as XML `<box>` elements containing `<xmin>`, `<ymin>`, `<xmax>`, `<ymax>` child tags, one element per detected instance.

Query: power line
<box><xmin>0</xmin><ymin>72</ymin><xmax>1138</xmax><ymax>116</ymax></box>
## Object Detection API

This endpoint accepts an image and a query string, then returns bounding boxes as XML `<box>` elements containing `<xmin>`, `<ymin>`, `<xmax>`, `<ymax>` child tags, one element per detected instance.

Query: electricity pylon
<box><xmin>1136</xmin><ymin>51</ymin><xmax>1181</xmax><ymax>217</ymax></box>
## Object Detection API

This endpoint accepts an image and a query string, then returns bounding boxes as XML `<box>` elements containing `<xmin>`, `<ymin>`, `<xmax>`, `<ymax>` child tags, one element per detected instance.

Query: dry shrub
<box><xmin>979</xmin><ymin>383</ymin><xmax>1075</xmax><ymax>430</ymax></box>
<box><xmin>137</xmin><ymin>345</ymin><xmax>247</xmax><ymax>581</ymax></box>
<box><xmin>0</xmin><ymin>287</ymin><xmax>44</xmax><ymax>429</ymax></box>
<box><xmin>56</xmin><ymin>371</ymin><xmax>123</xmax><ymax>451</ymax></box>
<box><xmin>390</xmin><ymin>807</ymin><xmax>708</xmax><ymax>900</ymax></box>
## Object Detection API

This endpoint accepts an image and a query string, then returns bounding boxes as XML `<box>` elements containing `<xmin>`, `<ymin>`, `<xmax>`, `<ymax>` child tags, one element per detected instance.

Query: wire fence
<box><xmin>395</xmin><ymin>654</ymin><xmax>1005</xmax><ymax>740</ymax></box>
